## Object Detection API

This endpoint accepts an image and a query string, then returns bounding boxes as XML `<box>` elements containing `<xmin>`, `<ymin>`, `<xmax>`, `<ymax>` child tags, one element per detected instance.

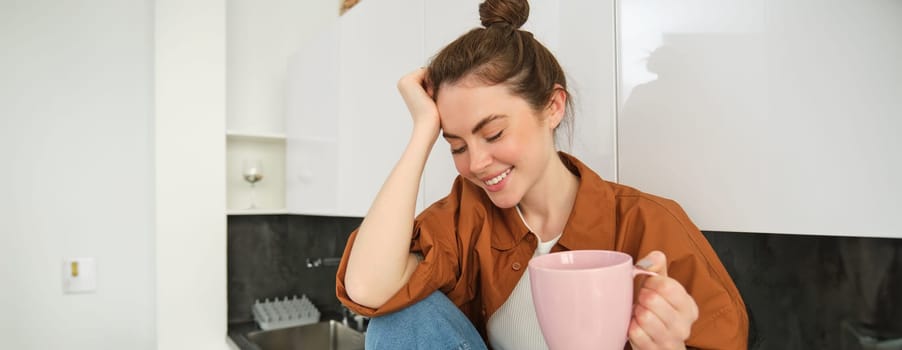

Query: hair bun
<box><xmin>479</xmin><ymin>0</ymin><xmax>529</xmax><ymax>29</ymax></box>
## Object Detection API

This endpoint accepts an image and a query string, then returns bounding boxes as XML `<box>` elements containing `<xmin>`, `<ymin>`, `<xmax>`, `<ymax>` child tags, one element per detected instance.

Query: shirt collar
<box><xmin>494</xmin><ymin>204</ymin><xmax>530</xmax><ymax>250</ymax></box>
<box><xmin>556</xmin><ymin>153</ymin><xmax>618</xmax><ymax>251</ymax></box>
<box><xmin>491</xmin><ymin>152</ymin><xmax>618</xmax><ymax>251</ymax></box>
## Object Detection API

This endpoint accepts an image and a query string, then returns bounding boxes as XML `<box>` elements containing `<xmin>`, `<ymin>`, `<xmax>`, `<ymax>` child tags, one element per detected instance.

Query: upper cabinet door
<box><xmin>336</xmin><ymin>0</ymin><xmax>426</xmax><ymax>217</ymax></box>
<box><xmin>617</xmin><ymin>0</ymin><xmax>902</xmax><ymax>237</ymax></box>
<box><xmin>420</xmin><ymin>0</ymin><xmax>481</xmax><ymax>211</ymax></box>
<box><xmin>286</xmin><ymin>0</ymin><xmax>619</xmax><ymax>218</ymax></box>
<box><xmin>285</xmin><ymin>21</ymin><xmax>341</xmax><ymax>216</ymax></box>
<box><xmin>286</xmin><ymin>0</ymin><xmax>443</xmax><ymax>217</ymax></box>
<box><xmin>554</xmin><ymin>0</ymin><xmax>617</xmax><ymax>182</ymax></box>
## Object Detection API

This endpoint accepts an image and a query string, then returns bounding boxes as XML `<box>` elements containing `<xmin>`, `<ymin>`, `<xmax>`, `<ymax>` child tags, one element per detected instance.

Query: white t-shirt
<box><xmin>486</xmin><ymin>206</ymin><xmax>562</xmax><ymax>350</ymax></box>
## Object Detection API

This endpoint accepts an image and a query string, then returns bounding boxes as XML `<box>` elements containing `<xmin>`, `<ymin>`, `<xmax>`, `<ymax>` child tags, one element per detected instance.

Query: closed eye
<box><xmin>449</xmin><ymin>130</ymin><xmax>503</xmax><ymax>155</ymax></box>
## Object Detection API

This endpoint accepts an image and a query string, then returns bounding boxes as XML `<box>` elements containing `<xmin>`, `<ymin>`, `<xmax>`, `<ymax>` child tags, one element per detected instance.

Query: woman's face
<box><xmin>436</xmin><ymin>79</ymin><xmax>562</xmax><ymax>208</ymax></box>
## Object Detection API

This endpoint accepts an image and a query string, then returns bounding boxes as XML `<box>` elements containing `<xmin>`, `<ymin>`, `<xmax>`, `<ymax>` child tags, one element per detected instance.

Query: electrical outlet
<box><xmin>62</xmin><ymin>257</ymin><xmax>96</xmax><ymax>294</ymax></box>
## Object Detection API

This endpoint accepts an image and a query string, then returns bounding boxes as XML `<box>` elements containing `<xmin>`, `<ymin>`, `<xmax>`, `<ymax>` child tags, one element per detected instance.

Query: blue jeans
<box><xmin>365</xmin><ymin>291</ymin><xmax>488</xmax><ymax>350</ymax></box>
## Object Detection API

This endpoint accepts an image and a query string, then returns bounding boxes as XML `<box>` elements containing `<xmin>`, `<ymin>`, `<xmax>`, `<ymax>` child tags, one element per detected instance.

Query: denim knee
<box><xmin>365</xmin><ymin>291</ymin><xmax>487</xmax><ymax>350</ymax></box>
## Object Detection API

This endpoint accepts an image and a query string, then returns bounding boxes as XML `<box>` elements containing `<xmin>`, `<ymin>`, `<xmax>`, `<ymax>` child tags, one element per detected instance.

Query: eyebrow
<box><xmin>442</xmin><ymin>114</ymin><xmax>508</xmax><ymax>139</ymax></box>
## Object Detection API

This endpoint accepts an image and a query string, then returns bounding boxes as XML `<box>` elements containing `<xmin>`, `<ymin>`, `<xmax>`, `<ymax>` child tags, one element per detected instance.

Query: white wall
<box><xmin>155</xmin><ymin>0</ymin><xmax>228</xmax><ymax>349</ymax></box>
<box><xmin>618</xmin><ymin>0</ymin><xmax>902</xmax><ymax>237</ymax></box>
<box><xmin>0</xmin><ymin>0</ymin><xmax>155</xmax><ymax>348</ymax></box>
<box><xmin>2</xmin><ymin>0</ymin><xmax>342</xmax><ymax>348</ymax></box>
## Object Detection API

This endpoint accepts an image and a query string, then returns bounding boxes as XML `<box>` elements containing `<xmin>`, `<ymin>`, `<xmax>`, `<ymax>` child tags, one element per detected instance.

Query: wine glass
<box><xmin>242</xmin><ymin>160</ymin><xmax>264</xmax><ymax>209</ymax></box>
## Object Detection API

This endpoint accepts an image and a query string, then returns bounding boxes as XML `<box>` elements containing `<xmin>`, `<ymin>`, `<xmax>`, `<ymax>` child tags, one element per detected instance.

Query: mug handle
<box><xmin>632</xmin><ymin>267</ymin><xmax>658</xmax><ymax>278</ymax></box>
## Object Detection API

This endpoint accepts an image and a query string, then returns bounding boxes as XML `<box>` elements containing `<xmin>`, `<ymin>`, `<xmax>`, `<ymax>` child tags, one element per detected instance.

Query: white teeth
<box><xmin>485</xmin><ymin>168</ymin><xmax>511</xmax><ymax>186</ymax></box>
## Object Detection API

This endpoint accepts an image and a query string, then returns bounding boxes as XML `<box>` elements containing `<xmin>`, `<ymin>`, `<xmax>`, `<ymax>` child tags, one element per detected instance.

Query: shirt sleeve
<box><xmin>621</xmin><ymin>195</ymin><xmax>750</xmax><ymax>349</ymax></box>
<box><xmin>335</xmin><ymin>208</ymin><xmax>461</xmax><ymax>318</ymax></box>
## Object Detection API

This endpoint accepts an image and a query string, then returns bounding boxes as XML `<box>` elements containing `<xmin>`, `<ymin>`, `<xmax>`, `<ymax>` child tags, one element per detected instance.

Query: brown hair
<box><xmin>427</xmin><ymin>0</ymin><xmax>573</xmax><ymax>136</ymax></box>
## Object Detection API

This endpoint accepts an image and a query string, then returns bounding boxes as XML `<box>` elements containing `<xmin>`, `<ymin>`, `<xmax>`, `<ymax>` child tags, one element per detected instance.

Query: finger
<box><xmin>415</xmin><ymin>68</ymin><xmax>437</xmax><ymax>100</ymax></box>
<box><xmin>424</xmin><ymin>76</ymin><xmax>435</xmax><ymax>99</ymax></box>
<box><xmin>636</xmin><ymin>250</ymin><xmax>668</xmax><ymax>277</ymax></box>
<box><xmin>416</xmin><ymin>67</ymin><xmax>431</xmax><ymax>88</ymax></box>
<box><xmin>642</xmin><ymin>276</ymin><xmax>698</xmax><ymax>322</ymax></box>
<box><xmin>633</xmin><ymin>302</ymin><xmax>670</xmax><ymax>344</ymax></box>
<box><xmin>412</xmin><ymin>66</ymin><xmax>427</xmax><ymax>78</ymax></box>
<box><xmin>634</xmin><ymin>251</ymin><xmax>667</xmax><ymax>293</ymax></box>
<box><xmin>637</xmin><ymin>285</ymin><xmax>696</xmax><ymax>342</ymax></box>
<box><xmin>636</xmin><ymin>285</ymin><xmax>680</xmax><ymax>328</ymax></box>
<box><xmin>628</xmin><ymin>318</ymin><xmax>656</xmax><ymax>349</ymax></box>
<box><xmin>398</xmin><ymin>77</ymin><xmax>432</xmax><ymax>105</ymax></box>
<box><xmin>398</xmin><ymin>68</ymin><xmax>426</xmax><ymax>88</ymax></box>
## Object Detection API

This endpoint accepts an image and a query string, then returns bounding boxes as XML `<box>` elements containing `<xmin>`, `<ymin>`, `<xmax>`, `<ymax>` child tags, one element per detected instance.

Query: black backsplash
<box><xmin>227</xmin><ymin>214</ymin><xmax>362</xmax><ymax>324</ymax></box>
<box><xmin>227</xmin><ymin>215</ymin><xmax>902</xmax><ymax>349</ymax></box>
<box><xmin>703</xmin><ymin>231</ymin><xmax>902</xmax><ymax>349</ymax></box>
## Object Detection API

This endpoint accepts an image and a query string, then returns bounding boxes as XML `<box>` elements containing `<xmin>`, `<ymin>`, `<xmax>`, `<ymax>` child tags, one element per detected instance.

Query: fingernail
<box><xmin>636</xmin><ymin>258</ymin><xmax>653</xmax><ymax>269</ymax></box>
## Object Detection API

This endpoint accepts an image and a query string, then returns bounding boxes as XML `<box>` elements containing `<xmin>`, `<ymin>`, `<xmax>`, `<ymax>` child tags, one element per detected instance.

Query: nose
<box><xmin>468</xmin><ymin>144</ymin><xmax>492</xmax><ymax>174</ymax></box>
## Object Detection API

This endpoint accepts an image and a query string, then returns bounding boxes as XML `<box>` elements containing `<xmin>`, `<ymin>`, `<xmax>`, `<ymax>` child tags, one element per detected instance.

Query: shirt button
<box><xmin>512</xmin><ymin>262</ymin><xmax>522</xmax><ymax>271</ymax></box>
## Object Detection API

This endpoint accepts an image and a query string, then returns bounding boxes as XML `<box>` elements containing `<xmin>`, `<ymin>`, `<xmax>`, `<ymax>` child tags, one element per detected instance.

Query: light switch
<box><xmin>62</xmin><ymin>257</ymin><xmax>96</xmax><ymax>294</ymax></box>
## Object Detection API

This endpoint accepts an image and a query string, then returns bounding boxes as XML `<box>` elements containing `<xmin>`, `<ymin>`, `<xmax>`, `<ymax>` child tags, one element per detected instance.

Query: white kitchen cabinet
<box><xmin>617</xmin><ymin>0</ymin><xmax>902</xmax><ymax>237</ymax></box>
<box><xmin>335</xmin><ymin>0</ymin><xmax>426</xmax><ymax>217</ymax></box>
<box><xmin>285</xmin><ymin>20</ymin><xmax>343</xmax><ymax>216</ymax></box>
<box><xmin>226</xmin><ymin>132</ymin><xmax>286</xmax><ymax>213</ymax></box>
<box><xmin>419</xmin><ymin>0</ymin><xmax>481</xmax><ymax>213</ymax></box>
<box><xmin>285</xmin><ymin>0</ymin><xmax>483</xmax><ymax>217</ymax></box>
<box><xmin>286</xmin><ymin>0</ymin><xmax>513</xmax><ymax>217</ymax></box>
<box><xmin>286</xmin><ymin>0</ymin><xmax>431</xmax><ymax>217</ymax></box>
<box><xmin>286</xmin><ymin>0</ymin><xmax>619</xmax><ymax>217</ymax></box>
<box><xmin>225</xmin><ymin>0</ymin><xmax>339</xmax><ymax>214</ymax></box>
<box><xmin>555</xmin><ymin>1</ymin><xmax>617</xmax><ymax>182</ymax></box>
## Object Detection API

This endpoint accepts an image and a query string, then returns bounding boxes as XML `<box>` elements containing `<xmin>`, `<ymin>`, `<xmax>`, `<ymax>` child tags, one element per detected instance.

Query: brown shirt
<box><xmin>336</xmin><ymin>152</ymin><xmax>749</xmax><ymax>349</ymax></box>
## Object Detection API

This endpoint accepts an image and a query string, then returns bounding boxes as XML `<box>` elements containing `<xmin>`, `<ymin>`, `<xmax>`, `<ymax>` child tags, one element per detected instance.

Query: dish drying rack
<box><xmin>252</xmin><ymin>294</ymin><xmax>321</xmax><ymax>330</ymax></box>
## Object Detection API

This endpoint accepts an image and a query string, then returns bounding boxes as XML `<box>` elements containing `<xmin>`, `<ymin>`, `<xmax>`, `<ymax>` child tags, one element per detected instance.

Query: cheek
<box><xmin>452</xmin><ymin>154</ymin><xmax>470</xmax><ymax>177</ymax></box>
<box><xmin>492</xmin><ymin>137</ymin><xmax>523</xmax><ymax>163</ymax></box>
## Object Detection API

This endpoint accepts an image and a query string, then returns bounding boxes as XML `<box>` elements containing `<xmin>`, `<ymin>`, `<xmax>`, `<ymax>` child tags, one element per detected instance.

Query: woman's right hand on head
<box><xmin>397</xmin><ymin>67</ymin><xmax>440</xmax><ymax>138</ymax></box>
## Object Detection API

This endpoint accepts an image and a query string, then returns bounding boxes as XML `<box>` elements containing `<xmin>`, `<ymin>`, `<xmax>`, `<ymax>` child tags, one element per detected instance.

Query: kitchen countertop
<box><xmin>228</xmin><ymin>321</ymin><xmax>264</xmax><ymax>350</ymax></box>
<box><xmin>227</xmin><ymin>310</ymin><xmax>359</xmax><ymax>350</ymax></box>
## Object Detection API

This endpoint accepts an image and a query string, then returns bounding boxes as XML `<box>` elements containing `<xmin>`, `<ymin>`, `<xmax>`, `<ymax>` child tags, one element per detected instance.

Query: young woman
<box><xmin>336</xmin><ymin>0</ymin><xmax>748</xmax><ymax>348</ymax></box>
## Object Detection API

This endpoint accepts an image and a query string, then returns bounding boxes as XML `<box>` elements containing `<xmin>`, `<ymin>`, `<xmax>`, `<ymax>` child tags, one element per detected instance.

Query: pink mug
<box><xmin>528</xmin><ymin>250</ymin><xmax>656</xmax><ymax>350</ymax></box>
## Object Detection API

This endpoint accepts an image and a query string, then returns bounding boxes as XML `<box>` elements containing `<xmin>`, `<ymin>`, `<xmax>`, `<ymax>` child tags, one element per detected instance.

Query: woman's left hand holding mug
<box><xmin>628</xmin><ymin>251</ymin><xmax>699</xmax><ymax>350</ymax></box>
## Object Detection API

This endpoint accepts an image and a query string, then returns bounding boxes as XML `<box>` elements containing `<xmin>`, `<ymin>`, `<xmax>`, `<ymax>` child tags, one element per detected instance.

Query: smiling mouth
<box><xmin>483</xmin><ymin>168</ymin><xmax>512</xmax><ymax>186</ymax></box>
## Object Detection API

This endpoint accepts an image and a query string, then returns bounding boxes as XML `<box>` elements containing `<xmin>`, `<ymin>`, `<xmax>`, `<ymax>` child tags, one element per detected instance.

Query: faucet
<box><xmin>341</xmin><ymin>305</ymin><xmax>369</xmax><ymax>333</ymax></box>
<box><xmin>305</xmin><ymin>257</ymin><xmax>341</xmax><ymax>268</ymax></box>
<box><xmin>305</xmin><ymin>257</ymin><xmax>321</xmax><ymax>268</ymax></box>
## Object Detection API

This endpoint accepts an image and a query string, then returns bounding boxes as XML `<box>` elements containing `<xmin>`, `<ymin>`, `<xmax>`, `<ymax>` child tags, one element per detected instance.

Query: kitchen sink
<box><xmin>246</xmin><ymin>320</ymin><xmax>365</xmax><ymax>350</ymax></box>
